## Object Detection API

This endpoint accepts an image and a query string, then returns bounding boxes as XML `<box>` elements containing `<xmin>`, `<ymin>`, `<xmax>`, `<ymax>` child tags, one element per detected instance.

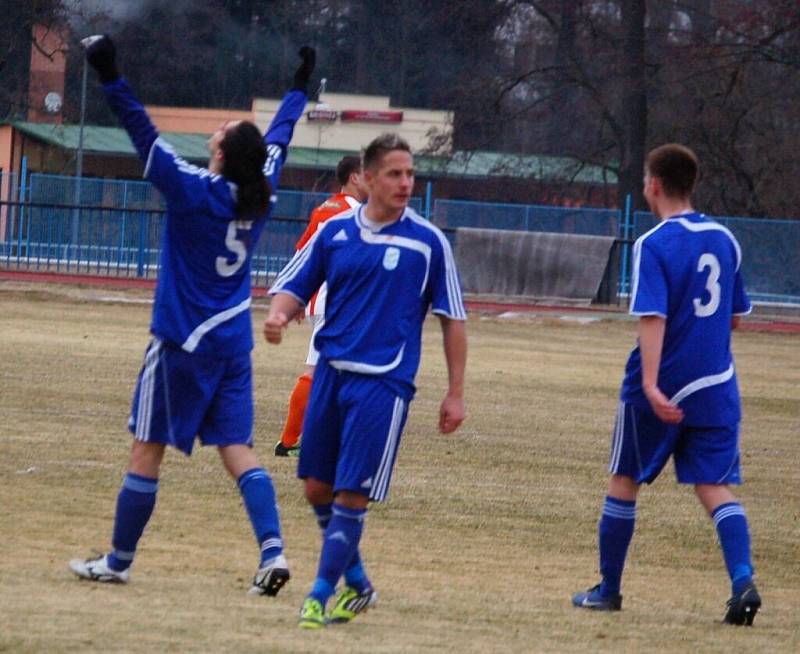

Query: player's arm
<box><xmin>262</xmin><ymin>47</ymin><xmax>314</xmax><ymax>189</ymax></box>
<box><xmin>82</xmin><ymin>35</ymin><xmax>201</xmax><ymax>209</ymax></box>
<box><xmin>81</xmin><ymin>36</ymin><xmax>157</xmax><ymax>164</ymax></box>
<box><xmin>638</xmin><ymin>316</ymin><xmax>684</xmax><ymax>424</ymax></box>
<box><xmin>427</xmin><ymin>231</ymin><xmax>467</xmax><ymax>434</ymax></box>
<box><xmin>264</xmin><ymin>293</ymin><xmax>303</xmax><ymax>344</ymax></box>
<box><xmin>265</xmin><ymin>223</ymin><xmax>327</xmax><ymax>340</ymax></box>
<box><xmin>438</xmin><ymin>316</ymin><xmax>467</xmax><ymax>434</ymax></box>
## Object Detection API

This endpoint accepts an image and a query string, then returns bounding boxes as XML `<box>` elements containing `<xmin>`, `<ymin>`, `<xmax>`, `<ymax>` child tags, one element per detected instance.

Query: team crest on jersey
<box><xmin>383</xmin><ymin>247</ymin><xmax>400</xmax><ymax>270</ymax></box>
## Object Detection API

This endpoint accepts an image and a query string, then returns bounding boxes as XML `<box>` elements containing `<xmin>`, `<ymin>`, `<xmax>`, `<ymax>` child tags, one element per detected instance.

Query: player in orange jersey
<box><xmin>274</xmin><ymin>155</ymin><xmax>367</xmax><ymax>456</ymax></box>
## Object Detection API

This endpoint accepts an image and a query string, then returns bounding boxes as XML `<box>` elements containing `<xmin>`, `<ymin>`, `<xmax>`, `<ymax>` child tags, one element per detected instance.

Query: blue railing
<box><xmin>0</xmin><ymin>200</ymin><xmax>308</xmax><ymax>287</ymax></box>
<box><xmin>2</xmin><ymin>172</ymin><xmax>798</xmax><ymax>304</ymax></box>
<box><xmin>632</xmin><ymin>211</ymin><xmax>800</xmax><ymax>304</ymax></box>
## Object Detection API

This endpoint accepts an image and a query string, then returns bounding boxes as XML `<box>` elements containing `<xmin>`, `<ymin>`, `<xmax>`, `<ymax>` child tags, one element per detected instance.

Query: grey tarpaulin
<box><xmin>454</xmin><ymin>227</ymin><xmax>616</xmax><ymax>301</ymax></box>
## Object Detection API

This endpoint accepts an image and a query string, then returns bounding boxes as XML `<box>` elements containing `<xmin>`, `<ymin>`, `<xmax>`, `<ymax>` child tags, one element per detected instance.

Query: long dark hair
<box><xmin>220</xmin><ymin>121</ymin><xmax>271</xmax><ymax>218</ymax></box>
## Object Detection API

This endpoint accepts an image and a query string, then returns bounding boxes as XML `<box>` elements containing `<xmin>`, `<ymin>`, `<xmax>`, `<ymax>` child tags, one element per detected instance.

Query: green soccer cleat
<box><xmin>274</xmin><ymin>440</ymin><xmax>301</xmax><ymax>457</ymax></box>
<box><xmin>327</xmin><ymin>586</ymin><xmax>378</xmax><ymax>624</ymax></box>
<box><xmin>298</xmin><ymin>597</ymin><xmax>326</xmax><ymax>629</ymax></box>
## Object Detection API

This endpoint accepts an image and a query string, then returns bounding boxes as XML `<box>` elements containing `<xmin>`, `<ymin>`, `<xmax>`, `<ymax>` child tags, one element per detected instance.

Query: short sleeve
<box><xmin>732</xmin><ymin>269</ymin><xmax>752</xmax><ymax>315</ymax></box>
<box><xmin>429</xmin><ymin>231</ymin><xmax>466</xmax><ymax>320</ymax></box>
<box><xmin>630</xmin><ymin>238</ymin><xmax>667</xmax><ymax>317</ymax></box>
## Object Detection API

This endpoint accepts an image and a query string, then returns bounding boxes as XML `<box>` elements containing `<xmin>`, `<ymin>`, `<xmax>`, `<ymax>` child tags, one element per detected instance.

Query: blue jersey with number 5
<box><xmin>103</xmin><ymin>79</ymin><xmax>306</xmax><ymax>357</ymax></box>
<box><xmin>622</xmin><ymin>213</ymin><xmax>751</xmax><ymax>426</ymax></box>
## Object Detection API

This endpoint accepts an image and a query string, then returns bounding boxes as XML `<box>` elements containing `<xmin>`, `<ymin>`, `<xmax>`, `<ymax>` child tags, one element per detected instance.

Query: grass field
<box><xmin>0</xmin><ymin>282</ymin><xmax>798</xmax><ymax>653</ymax></box>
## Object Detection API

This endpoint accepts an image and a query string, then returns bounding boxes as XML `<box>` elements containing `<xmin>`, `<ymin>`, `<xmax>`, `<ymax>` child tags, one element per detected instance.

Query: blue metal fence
<box><xmin>632</xmin><ymin>211</ymin><xmax>800</xmax><ymax>304</ymax></box>
<box><xmin>2</xmin><ymin>172</ymin><xmax>798</xmax><ymax>304</ymax></box>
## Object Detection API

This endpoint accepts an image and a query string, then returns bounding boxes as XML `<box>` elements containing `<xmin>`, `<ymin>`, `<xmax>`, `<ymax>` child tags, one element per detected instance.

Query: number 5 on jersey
<box><xmin>216</xmin><ymin>220</ymin><xmax>254</xmax><ymax>277</ymax></box>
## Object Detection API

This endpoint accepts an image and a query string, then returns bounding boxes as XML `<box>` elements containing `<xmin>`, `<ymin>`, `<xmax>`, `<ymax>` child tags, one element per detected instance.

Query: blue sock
<box><xmin>238</xmin><ymin>468</ymin><xmax>283</xmax><ymax>564</ymax></box>
<box><xmin>598</xmin><ymin>496</ymin><xmax>636</xmax><ymax>596</ymax></box>
<box><xmin>312</xmin><ymin>503</ymin><xmax>371</xmax><ymax>594</ymax></box>
<box><xmin>108</xmin><ymin>472</ymin><xmax>158</xmax><ymax>571</ymax></box>
<box><xmin>309</xmin><ymin>503</ymin><xmax>366</xmax><ymax>606</ymax></box>
<box><xmin>712</xmin><ymin>502</ymin><xmax>753</xmax><ymax>594</ymax></box>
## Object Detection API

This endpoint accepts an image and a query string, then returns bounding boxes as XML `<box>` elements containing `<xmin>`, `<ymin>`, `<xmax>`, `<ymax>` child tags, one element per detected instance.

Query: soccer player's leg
<box><xmin>573</xmin><ymin>402</ymin><xmax>675</xmax><ymax>611</ymax></box>
<box><xmin>296</xmin><ymin>359</ymin><xmax>343</xmax><ymax>627</ymax></box>
<box><xmin>203</xmin><ymin>352</ymin><xmax>289</xmax><ymax>596</ymax></box>
<box><xmin>676</xmin><ymin>424</ymin><xmax>760</xmax><ymax>625</ymax></box>
<box><xmin>276</xmin><ymin>370</ymin><xmax>312</xmax><ymax>457</ymax></box>
<box><xmin>320</xmin><ymin>375</ymin><xmax>409</xmax><ymax>624</ymax></box>
<box><xmin>70</xmin><ymin>339</ymin><xmax>208</xmax><ymax>583</ymax></box>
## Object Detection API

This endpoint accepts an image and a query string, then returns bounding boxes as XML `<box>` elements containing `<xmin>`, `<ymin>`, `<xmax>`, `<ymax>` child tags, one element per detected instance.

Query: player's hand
<box><xmin>644</xmin><ymin>385</ymin><xmax>684</xmax><ymax>424</ymax></box>
<box><xmin>291</xmin><ymin>46</ymin><xmax>316</xmax><ymax>93</ymax></box>
<box><xmin>263</xmin><ymin>312</ymin><xmax>290</xmax><ymax>344</ymax></box>
<box><xmin>439</xmin><ymin>393</ymin><xmax>465</xmax><ymax>434</ymax></box>
<box><xmin>81</xmin><ymin>35</ymin><xmax>119</xmax><ymax>84</ymax></box>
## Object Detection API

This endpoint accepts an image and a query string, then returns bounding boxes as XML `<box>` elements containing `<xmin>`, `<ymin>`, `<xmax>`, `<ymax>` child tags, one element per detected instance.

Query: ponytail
<box><xmin>220</xmin><ymin>121</ymin><xmax>271</xmax><ymax>218</ymax></box>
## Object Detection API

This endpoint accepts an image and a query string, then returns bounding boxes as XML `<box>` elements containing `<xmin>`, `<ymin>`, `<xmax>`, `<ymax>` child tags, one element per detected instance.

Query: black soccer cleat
<box><xmin>572</xmin><ymin>583</ymin><xmax>622</xmax><ymax>611</ymax></box>
<box><xmin>723</xmin><ymin>581</ymin><xmax>761</xmax><ymax>626</ymax></box>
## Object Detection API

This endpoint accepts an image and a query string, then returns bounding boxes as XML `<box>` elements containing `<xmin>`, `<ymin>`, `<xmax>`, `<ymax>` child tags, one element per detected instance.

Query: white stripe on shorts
<box><xmin>371</xmin><ymin>397</ymin><xmax>405</xmax><ymax>502</ymax></box>
<box><xmin>135</xmin><ymin>338</ymin><xmax>163</xmax><ymax>442</ymax></box>
<box><xmin>608</xmin><ymin>401</ymin><xmax>625</xmax><ymax>474</ymax></box>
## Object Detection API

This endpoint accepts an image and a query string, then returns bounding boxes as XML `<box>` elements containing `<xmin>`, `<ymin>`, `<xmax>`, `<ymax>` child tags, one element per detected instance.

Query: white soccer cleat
<box><xmin>248</xmin><ymin>553</ymin><xmax>290</xmax><ymax>597</ymax></box>
<box><xmin>69</xmin><ymin>554</ymin><xmax>130</xmax><ymax>584</ymax></box>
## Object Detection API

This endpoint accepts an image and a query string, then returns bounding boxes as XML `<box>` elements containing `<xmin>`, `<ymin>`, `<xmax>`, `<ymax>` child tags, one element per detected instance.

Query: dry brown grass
<box><xmin>0</xmin><ymin>282</ymin><xmax>798</xmax><ymax>653</ymax></box>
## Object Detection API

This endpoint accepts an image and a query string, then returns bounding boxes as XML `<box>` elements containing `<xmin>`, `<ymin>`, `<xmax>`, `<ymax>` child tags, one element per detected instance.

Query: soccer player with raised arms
<box><xmin>69</xmin><ymin>35</ymin><xmax>314</xmax><ymax>597</ymax></box>
<box><xmin>572</xmin><ymin>144</ymin><xmax>760</xmax><ymax>625</ymax></box>
<box><xmin>264</xmin><ymin>134</ymin><xmax>467</xmax><ymax>628</ymax></box>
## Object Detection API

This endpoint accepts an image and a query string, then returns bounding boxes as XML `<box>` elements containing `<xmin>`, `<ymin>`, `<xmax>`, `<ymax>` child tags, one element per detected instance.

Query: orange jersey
<box><xmin>297</xmin><ymin>192</ymin><xmax>360</xmax><ymax>315</ymax></box>
<box><xmin>295</xmin><ymin>193</ymin><xmax>360</xmax><ymax>250</ymax></box>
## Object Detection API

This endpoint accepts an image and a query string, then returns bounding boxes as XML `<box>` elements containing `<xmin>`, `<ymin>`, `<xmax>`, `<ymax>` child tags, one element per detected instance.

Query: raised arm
<box><xmin>262</xmin><ymin>47</ymin><xmax>315</xmax><ymax>188</ymax></box>
<box><xmin>82</xmin><ymin>35</ymin><xmax>208</xmax><ymax>210</ymax></box>
<box><xmin>81</xmin><ymin>35</ymin><xmax>157</xmax><ymax>162</ymax></box>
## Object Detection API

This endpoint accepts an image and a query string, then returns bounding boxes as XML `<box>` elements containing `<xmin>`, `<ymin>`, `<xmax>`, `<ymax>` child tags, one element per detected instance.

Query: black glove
<box><xmin>291</xmin><ymin>46</ymin><xmax>316</xmax><ymax>93</ymax></box>
<box><xmin>81</xmin><ymin>35</ymin><xmax>119</xmax><ymax>84</ymax></box>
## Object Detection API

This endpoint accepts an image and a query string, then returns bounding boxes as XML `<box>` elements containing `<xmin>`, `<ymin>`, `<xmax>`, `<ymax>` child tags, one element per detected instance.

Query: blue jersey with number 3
<box><xmin>103</xmin><ymin>79</ymin><xmax>306</xmax><ymax>357</ymax></box>
<box><xmin>622</xmin><ymin>213</ymin><xmax>751</xmax><ymax>426</ymax></box>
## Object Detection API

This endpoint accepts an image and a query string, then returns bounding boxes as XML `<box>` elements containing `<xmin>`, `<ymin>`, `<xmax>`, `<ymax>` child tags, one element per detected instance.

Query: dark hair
<box><xmin>362</xmin><ymin>133</ymin><xmax>411</xmax><ymax>171</ymax></box>
<box><xmin>646</xmin><ymin>144</ymin><xmax>699</xmax><ymax>198</ymax></box>
<box><xmin>220</xmin><ymin>121</ymin><xmax>271</xmax><ymax>218</ymax></box>
<box><xmin>336</xmin><ymin>155</ymin><xmax>361</xmax><ymax>187</ymax></box>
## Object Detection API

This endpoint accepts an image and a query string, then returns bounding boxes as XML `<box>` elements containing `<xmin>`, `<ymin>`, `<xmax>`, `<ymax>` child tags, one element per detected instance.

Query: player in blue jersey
<box><xmin>68</xmin><ymin>35</ymin><xmax>314</xmax><ymax>598</ymax></box>
<box><xmin>572</xmin><ymin>144</ymin><xmax>760</xmax><ymax>625</ymax></box>
<box><xmin>264</xmin><ymin>133</ymin><xmax>468</xmax><ymax>628</ymax></box>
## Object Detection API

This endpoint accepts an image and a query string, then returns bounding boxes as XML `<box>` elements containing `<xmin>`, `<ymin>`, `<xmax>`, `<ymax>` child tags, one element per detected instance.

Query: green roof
<box><xmin>10</xmin><ymin>121</ymin><xmax>615</xmax><ymax>184</ymax></box>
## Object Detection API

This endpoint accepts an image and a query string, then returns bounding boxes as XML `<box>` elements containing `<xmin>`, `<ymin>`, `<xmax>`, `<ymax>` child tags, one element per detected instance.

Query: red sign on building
<box><xmin>340</xmin><ymin>110</ymin><xmax>403</xmax><ymax>123</ymax></box>
<box><xmin>307</xmin><ymin>108</ymin><xmax>339</xmax><ymax>122</ymax></box>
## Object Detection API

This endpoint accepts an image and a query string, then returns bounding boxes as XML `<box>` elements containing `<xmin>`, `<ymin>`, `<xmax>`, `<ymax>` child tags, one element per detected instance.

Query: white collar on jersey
<box><xmin>356</xmin><ymin>205</ymin><xmax>406</xmax><ymax>232</ymax></box>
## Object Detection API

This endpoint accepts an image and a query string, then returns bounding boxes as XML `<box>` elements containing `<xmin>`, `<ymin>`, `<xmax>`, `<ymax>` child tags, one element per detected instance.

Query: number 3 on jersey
<box><xmin>216</xmin><ymin>220</ymin><xmax>254</xmax><ymax>277</ymax></box>
<box><xmin>693</xmin><ymin>253</ymin><xmax>721</xmax><ymax>317</ymax></box>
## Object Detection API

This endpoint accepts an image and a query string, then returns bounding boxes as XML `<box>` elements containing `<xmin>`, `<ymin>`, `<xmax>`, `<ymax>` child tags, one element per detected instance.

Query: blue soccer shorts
<box><xmin>128</xmin><ymin>338</ymin><xmax>254</xmax><ymax>455</ymax></box>
<box><xmin>607</xmin><ymin>400</ymin><xmax>741</xmax><ymax>485</ymax></box>
<box><xmin>297</xmin><ymin>359</ymin><xmax>411</xmax><ymax>502</ymax></box>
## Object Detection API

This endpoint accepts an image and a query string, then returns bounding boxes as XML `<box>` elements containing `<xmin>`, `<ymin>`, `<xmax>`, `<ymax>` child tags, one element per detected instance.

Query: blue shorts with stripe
<box><xmin>128</xmin><ymin>338</ymin><xmax>254</xmax><ymax>455</ymax></box>
<box><xmin>297</xmin><ymin>358</ymin><xmax>410</xmax><ymax>502</ymax></box>
<box><xmin>608</xmin><ymin>400</ymin><xmax>741</xmax><ymax>485</ymax></box>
